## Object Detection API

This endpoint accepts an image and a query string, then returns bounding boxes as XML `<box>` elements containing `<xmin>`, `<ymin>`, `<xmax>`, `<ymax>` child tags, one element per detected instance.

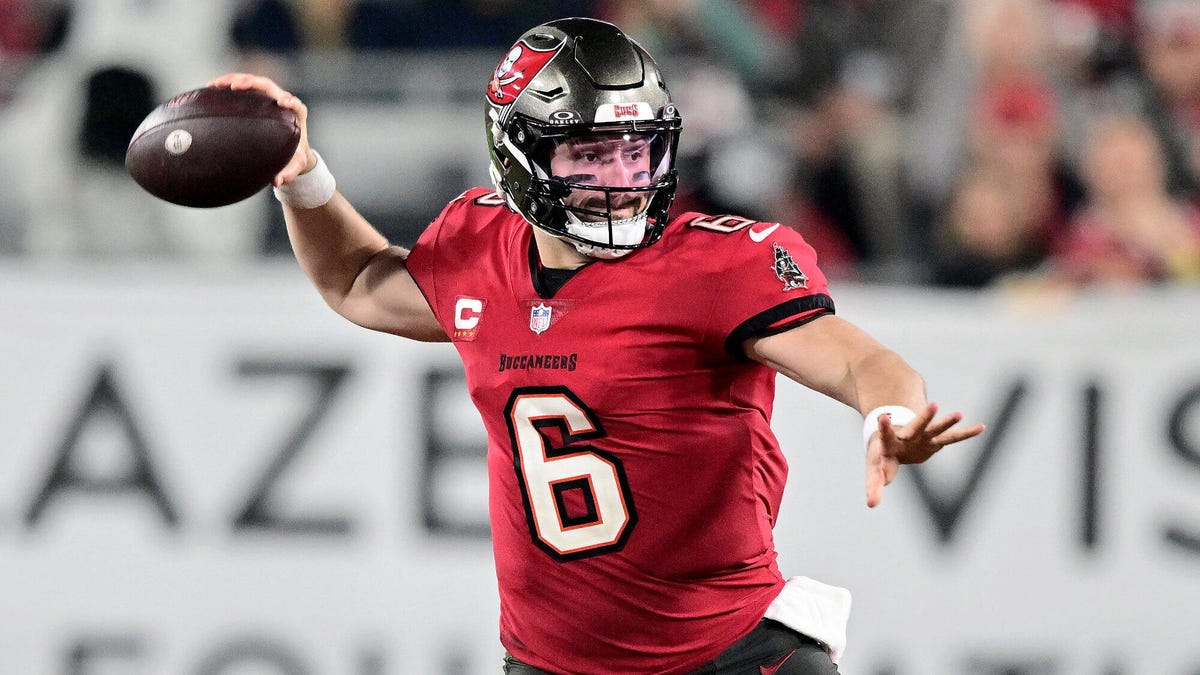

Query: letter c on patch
<box><xmin>455</xmin><ymin>297</ymin><xmax>484</xmax><ymax>330</ymax></box>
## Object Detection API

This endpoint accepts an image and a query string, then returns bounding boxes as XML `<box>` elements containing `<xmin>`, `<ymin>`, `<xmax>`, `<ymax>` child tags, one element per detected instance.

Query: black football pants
<box><xmin>500</xmin><ymin>619</ymin><xmax>841</xmax><ymax>675</ymax></box>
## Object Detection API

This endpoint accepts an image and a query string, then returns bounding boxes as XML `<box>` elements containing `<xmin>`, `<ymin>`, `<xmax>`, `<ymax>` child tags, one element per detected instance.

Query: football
<box><xmin>125</xmin><ymin>86</ymin><xmax>300</xmax><ymax>208</ymax></box>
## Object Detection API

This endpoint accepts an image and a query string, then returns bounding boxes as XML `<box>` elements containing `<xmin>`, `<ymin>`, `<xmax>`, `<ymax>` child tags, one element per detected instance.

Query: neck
<box><xmin>531</xmin><ymin>227</ymin><xmax>593</xmax><ymax>269</ymax></box>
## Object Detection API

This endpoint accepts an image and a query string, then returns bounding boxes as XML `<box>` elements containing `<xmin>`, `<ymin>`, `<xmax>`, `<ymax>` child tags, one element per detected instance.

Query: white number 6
<box><xmin>505</xmin><ymin>388</ymin><xmax>636</xmax><ymax>561</ymax></box>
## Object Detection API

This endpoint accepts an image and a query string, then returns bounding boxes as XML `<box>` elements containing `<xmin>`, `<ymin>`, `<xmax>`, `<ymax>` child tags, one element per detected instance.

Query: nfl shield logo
<box><xmin>529</xmin><ymin>303</ymin><xmax>553</xmax><ymax>334</ymax></box>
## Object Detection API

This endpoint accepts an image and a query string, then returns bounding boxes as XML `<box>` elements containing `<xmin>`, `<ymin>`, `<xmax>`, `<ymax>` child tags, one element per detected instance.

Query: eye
<box><xmin>582</xmin><ymin>151</ymin><xmax>600</xmax><ymax>163</ymax></box>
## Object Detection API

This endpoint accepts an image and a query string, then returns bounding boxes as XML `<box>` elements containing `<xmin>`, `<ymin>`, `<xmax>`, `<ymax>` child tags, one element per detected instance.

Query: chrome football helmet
<box><xmin>484</xmin><ymin>17</ymin><xmax>682</xmax><ymax>258</ymax></box>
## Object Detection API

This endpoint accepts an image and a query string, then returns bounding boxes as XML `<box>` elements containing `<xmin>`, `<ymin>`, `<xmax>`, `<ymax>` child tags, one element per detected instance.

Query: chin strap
<box><xmin>563</xmin><ymin>211</ymin><xmax>648</xmax><ymax>259</ymax></box>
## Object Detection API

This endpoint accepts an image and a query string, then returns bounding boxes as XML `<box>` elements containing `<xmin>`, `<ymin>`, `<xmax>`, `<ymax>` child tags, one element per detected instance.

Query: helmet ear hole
<box><xmin>512</xmin><ymin>122</ymin><xmax>529</xmax><ymax>146</ymax></box>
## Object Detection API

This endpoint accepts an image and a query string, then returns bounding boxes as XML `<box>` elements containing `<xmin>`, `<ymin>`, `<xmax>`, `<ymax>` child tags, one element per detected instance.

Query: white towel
<box><xmin>763</xmin><ymin>576</ymin><xmax>853</xmax><ymax>663</ymax></box>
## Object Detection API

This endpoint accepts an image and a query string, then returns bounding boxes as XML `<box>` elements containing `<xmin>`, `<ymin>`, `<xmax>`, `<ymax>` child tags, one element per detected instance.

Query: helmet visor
<box><xmin>540</xmin><ymin>131</ymin><xmax>674</xmax><ymax>226</ymax></box>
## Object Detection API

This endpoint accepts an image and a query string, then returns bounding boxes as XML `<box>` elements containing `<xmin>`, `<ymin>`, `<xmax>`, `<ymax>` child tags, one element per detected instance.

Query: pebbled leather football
<box><xmin>125</xmin><ymin>86</ymin><xmax>300</xmax><ymax>208</ymax></box>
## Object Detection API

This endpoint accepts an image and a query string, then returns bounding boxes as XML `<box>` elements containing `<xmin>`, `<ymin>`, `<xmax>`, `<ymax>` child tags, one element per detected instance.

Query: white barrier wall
<box><xmin>1</xmin><ymin>264</ymin><xmax>1197</xmax><ymax>675</ymax></box>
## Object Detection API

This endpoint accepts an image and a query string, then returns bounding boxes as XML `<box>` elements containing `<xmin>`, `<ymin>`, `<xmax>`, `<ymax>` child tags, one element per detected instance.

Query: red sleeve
<box><xmin>678</xmin><ymin>215</ymin><xmax>835</xmax><ymax>357</ymax></box>
<box><xmin>405</xmin><ymin>187</ymin><xmax>499</xmax><ymax>323</ymax></box>
<box><xmin>404</xmin><ymin>212</ymin><xmax>442</xmax><ymax>319</ymax></box>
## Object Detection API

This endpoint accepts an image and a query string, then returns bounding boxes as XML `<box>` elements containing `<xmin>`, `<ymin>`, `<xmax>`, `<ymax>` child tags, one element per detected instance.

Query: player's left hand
<box><xmin>865</xmin><ymin>402</ymin><xmax>984</xmax><ymax>508</ymax></box>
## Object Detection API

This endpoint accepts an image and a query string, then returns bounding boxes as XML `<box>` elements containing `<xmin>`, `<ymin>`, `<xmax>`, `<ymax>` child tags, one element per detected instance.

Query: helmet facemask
<box><xmin>526</xmin><ymin>129</ymin><xmax>677</xmax><ymax>258</ymax></box>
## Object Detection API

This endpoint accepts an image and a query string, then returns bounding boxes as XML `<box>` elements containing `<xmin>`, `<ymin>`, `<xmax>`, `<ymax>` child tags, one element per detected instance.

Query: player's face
<box><xmin>550</xmin><ymin>133</ymin><xmax>654</xmax><ymax>221</ymax></box>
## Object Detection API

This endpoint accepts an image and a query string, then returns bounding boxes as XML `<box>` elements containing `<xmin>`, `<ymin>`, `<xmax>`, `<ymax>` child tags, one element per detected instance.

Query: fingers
<box><xmin>207</xmin><ymin>72</ymin><xmax>288</xmax><ymax>100</ymax></box>
<box><xmin>887</xmin><ymin>402</ymin><xmax>936</xmax><ymax>439</ymax></box>
<box><xmin>876</xmin><ymin>402</ymin><xmax>937</xmax><ymax>444</ymax></box>
<box><xmin>866</xmin><ymin>451</ymin><xmax>882</xmax><ymax>507</ymax></box>
<box><xmin>867</xmin><ymin>403</ymin><xmax>986</xmax><ymax>508</ymax></box>
<box><xmin>866</xmin><ymin>472</ymin><xmax>885</xmax><ymax>508</ymax></box>
<box><xmin>275</xmin><ymin>149</ymin><xmax>312</xmax><ymax>186</ymax></box>
<box><xmin>877</xmin><ymin>412</ymin><xmax>898</xmax><ymax>445</ymax></box>
<box><xmin>866</xmin><ymin>474</ymin><xmax>882</xmax><ymax>508</ymax></box>
<box><xmin>909</xmin><ymin>401</ymin><xmax>938</xmax><ymax>434</ymax></box>
<box><xmin>931</xmin><ymin>422</ymin><xmax>986</xmax><ymax>446</ymax></box>
<box><xmin>918</xmin><ymin>406</ymin><xmax>985</xmax><ymax>447</ymax></box>
<box><xmin>922</xmin><ymin>410</ymin><xmax>962</xmax><ymax>438</ymax></box>
<box><xmin>271</xmin><ymin>90</ymin><xmax>313</xmax><ymax>185</ymax></box>
<box><xmin>205</xmin><ymin>73</ymin><xmax>316</xmax><ymax>187</ymax></box>
<box><xmin>865</xmin><ymin>451</ymin><xmax>898</xmax><ymax>508</ymax></box>
<box><xmin>892</xmin><ymin>404</ymin><xmax>983</xmax><ymax>447</ymax></box>
<box><xmin>206</xmin><ymin>73</ymin><xmax>243</xmax><ymax>88</ymax></box>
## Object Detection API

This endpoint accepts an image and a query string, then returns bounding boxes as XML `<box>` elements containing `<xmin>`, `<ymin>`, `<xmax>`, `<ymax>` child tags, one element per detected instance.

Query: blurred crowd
<box><xmin>3</xmin><ymin>0</ymin><xmax>1200</xmax><ymax>292</ymax></box>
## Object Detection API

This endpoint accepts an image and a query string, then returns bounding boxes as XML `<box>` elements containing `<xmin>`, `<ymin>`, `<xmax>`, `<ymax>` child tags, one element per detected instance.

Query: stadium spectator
<box><xmin>1049</xmin><ymin>112</ymin><xmax>1200</xmax><ymax>284</ymax></box>
<box><xmin>0</xmin><ymin>0</ymin><xmax>70</xmax><ymax>62</ymax></box>
<box><xmin>598</xmin><ymin>0</ymin><xmax>949</xmax><ymax>281</ymax></box>
<box><xmin>1114</xmin><ymin>0</ymin><xmax>1200</xmax><ymax>198</ymax></box>
<box><xmin>0</xmin><ymin>0</ymin><xmax>72</xmax><ymax>252</ymax></box>
<box><xmin>771</xmin><ymin>0</ymin><xmax>951</xmax><ymax>281</ymax></box>
<box><xmin>592</xmin><ymin>0</ymin><xmax>787</xmax><ymax>224</ymax></box>
<box><xmin>907</xmin><ymin>0</ymin><xmax>1088</xmax><ymax>281</ymax></box>
<box><xmin>930</xmin><ymin>165</ymin><xmax>1047</xmax><ymax>287</ymax></box>
<box><xmin>1046</xmin><ymin>0</ymin><xmax>1137</xmax><ymax>88</ymax></box>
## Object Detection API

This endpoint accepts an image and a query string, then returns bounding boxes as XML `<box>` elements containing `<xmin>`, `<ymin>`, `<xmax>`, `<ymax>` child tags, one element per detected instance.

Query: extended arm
<box><xmin>746</xmin><ymin>315</ymin><xmax>984</xmax><ymax>507</ymax></box>
<box><xmin>209</xmin><ymin>73</ymin><xmax>447</xmax><ymax>342</ymax></box>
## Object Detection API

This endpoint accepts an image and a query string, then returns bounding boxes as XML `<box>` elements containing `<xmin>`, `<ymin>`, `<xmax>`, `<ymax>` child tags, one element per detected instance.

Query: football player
<box><xmin>211</xmin><ymin>16</ymin><xmax>983</xmax><ymax>675</ymax></box>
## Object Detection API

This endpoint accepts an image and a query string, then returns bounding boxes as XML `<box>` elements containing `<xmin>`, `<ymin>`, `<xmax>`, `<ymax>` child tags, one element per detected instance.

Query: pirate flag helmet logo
<box><xmin>487</xmin><ymin>41</ymin><xmax>560</xmax><ymax>106</ymax></box>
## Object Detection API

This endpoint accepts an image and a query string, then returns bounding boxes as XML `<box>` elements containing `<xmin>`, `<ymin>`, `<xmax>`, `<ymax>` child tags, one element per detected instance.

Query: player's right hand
<box><xmin>207</xmin><ymin>73</ymin><xmax>314</xmax><ymax>188</ymax></box>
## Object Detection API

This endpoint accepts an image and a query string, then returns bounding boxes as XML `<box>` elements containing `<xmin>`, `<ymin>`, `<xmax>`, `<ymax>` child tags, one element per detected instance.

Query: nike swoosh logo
<box><xmin>749</xmin><ymin>223</ymin><xmax>780</xmax><ymax>242</ymax></box>
<box><xmin>760</xmin><ymin>648</ymin><xmax>798</xmax><ymax>675</ymax></box>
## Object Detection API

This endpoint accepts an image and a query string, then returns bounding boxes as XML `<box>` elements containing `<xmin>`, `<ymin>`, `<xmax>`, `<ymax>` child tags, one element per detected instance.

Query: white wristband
<box><xmin>273</xmin><ymin>150</ymin><xmax>336</xmax><ymax>209</ymax></box>
<box><xmin>862</xmin><ymin>405</ymin><xmax>917</xmax><ymax>446</ymax></box>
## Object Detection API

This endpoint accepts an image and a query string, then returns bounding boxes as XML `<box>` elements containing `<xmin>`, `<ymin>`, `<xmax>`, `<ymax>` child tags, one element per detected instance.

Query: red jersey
<box><xmin>406</xmin><ymin>188</ymin><xmax>834</xmax><ymax>675</ymax></box>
